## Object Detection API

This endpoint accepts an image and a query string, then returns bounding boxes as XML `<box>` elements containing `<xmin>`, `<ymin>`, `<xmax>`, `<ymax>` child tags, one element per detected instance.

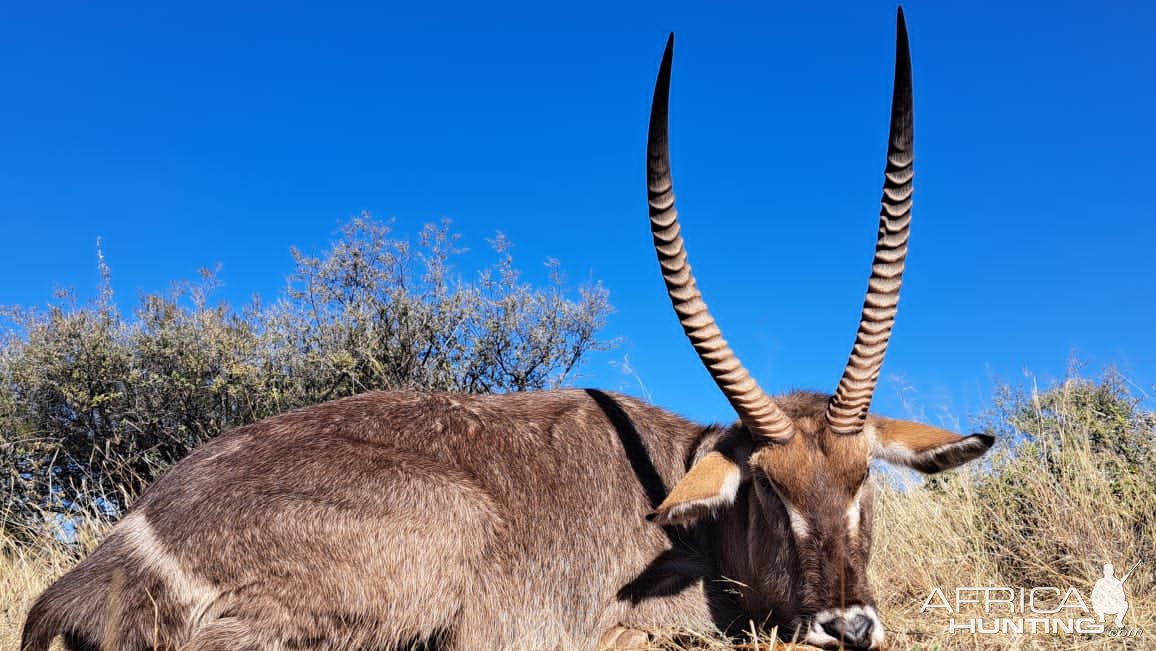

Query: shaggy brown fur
<box><xmin>22</xmin><ymin>389</ymin><xmax>992</xmax><ymax>650</ymax></box>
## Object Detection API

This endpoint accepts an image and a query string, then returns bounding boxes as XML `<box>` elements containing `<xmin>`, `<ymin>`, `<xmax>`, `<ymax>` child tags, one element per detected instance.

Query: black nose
<box><xmin>821</xmin><ymin>612</ymin><xmax>875</xmax><ymax>649</ymax></box>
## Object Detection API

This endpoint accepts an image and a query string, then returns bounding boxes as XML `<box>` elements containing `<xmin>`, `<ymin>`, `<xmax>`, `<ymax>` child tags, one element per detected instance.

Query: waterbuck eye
<box><xmin>757</xmin><ymin>473</ymin><xmax>791</xmax><ymax>505</ymax></box>
<box><xmin>756</xmin><ymin>473</ymin><xmax>777</xmax><ymax>493</ymax></box>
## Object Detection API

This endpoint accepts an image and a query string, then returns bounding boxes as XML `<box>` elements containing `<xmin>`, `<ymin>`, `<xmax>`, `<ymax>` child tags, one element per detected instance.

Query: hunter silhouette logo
<box><xmin>1091</xmin><ymin>562</ymin><xmax>1137</xmax><ymax>627</ymax></box>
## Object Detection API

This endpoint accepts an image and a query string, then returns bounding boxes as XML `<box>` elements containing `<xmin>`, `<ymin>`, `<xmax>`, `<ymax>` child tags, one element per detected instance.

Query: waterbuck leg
<box><xmin>595</xmin><ymin>625</ymin><xmax>650</xmax><ymax>650</ymax></box>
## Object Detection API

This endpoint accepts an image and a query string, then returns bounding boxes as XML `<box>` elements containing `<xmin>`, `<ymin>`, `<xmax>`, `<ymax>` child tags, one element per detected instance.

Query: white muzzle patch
<box><xmin>803</xmin><ymin>605</ymin><xmax>884</xmax><ymax>650</ymax></box>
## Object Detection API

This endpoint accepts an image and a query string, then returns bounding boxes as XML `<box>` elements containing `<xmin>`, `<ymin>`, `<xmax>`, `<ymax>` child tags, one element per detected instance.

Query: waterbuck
<box><xmin>22</xmin><ymin>9</ymin><xmax>991</xmax><ymax>651</ymax></box>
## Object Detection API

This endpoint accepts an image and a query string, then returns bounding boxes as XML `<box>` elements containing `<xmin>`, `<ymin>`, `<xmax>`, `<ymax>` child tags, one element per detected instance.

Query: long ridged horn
<box><xmin>827</xmin><ymin>8</ymin><xmax>914</xmax><ymax>435</ymax></box>
<box><xmin>647</xmin><ymin>34</ymin><xmax>794</xmax><ymax>442</ymax></box>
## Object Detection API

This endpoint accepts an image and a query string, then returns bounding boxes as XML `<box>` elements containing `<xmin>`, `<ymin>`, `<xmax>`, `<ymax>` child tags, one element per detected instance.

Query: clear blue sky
<box><xmin>2</xmin><ymin>2</ymin><xmax>1153</xmax><ymax>430</ymax></box>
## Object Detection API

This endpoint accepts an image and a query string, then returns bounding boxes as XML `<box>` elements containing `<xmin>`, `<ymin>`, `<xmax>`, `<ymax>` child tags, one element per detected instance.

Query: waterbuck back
<box><xmin>22</xmin><ymin>390</ymin><xmax>720</xmax><ymax>650</ymax></box>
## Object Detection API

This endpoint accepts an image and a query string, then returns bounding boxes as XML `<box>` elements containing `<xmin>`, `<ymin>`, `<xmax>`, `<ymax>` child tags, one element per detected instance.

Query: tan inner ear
<box><xmin>870</xmin><ymin>417</ymin><xmax>967</xmax><ymax>452</ymax></box>
<box><xmin>650</xmin><ymin>451</ymin><xmax>743</xmax><ymax>526</ymax></box>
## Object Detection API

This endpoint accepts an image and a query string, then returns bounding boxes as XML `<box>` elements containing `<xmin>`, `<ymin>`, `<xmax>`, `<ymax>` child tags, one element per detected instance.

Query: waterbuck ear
<box><xmin>649</xmin><ymin>439</ymin><xmax>750</xmax><ymax>526</ymax></box>
<box><xmin>866</xmin><ymin>416</ymin><xmax>994</xmax><ymax>474</ymax></box>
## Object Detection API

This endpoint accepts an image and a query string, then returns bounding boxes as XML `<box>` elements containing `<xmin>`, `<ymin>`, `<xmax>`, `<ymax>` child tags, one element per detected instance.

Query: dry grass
<box><xmin>2</xmin><ymin>374</ymin><xmax>1152</xmax><ymax>650</ymax></box>
<box><xmin>2</xmin><ymin>518</ymin><xmax>108</xmax><ymax>651</ymax></box>
<box><xmin>869</xmin><ymin>474</ymin><xmax>1154</xmax><ymax>650</ymax></box>
<box><xmin>2</xmin><ymin>543</ymin><xmax>65</xmax><ymax>650</ymax></box>
<box><xmin>868</xmin><ymin>375</ymin><xmax>1155</xmax><ymax>650</ymax></box>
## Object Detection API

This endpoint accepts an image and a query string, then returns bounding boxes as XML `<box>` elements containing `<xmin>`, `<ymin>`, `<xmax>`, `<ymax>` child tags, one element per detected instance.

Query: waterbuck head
<box><xmin>642</xmin><ymin>10</ymin><xmax>993</xmax><ymax>649</ymax></box>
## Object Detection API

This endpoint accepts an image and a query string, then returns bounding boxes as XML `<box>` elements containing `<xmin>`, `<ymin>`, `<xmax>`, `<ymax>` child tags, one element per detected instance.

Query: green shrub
<box><xmin>0</xmin><ymin>216</ymin><xmax>611</xmax><ymax>541</ymax></box>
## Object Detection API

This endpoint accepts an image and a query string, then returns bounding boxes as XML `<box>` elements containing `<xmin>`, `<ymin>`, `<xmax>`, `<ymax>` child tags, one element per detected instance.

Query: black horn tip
<box><xmin>893</xmin><ymin>6</ymin><xmax>912</xmax><ymax>100</ymax></box>
<box><xmin>660</xmin><ymin>33</ymin><xmax>675</xmax><ymax>74</ymax></box>
<box><xmin>896</xmin><ymin>9</ymin><xmax>910</xmax><ymax>55</ymax></box>
<box><xmin>650</xmin><ymin>33</ymin><xmax>675</xmax><ymax>121</ymax></box>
